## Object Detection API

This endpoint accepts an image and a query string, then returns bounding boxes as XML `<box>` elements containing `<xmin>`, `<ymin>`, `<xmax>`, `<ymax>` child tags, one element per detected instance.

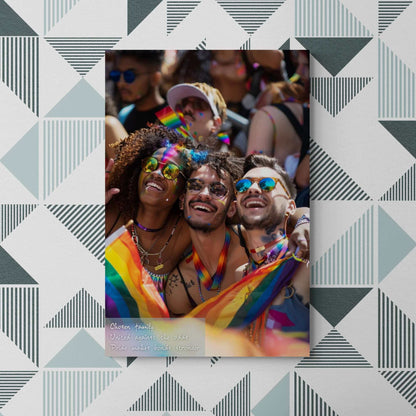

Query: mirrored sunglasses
<box><xmin>235</xmin><ymin>177</ymin><xmax>290</xmax><ymax>196</ymax></box>
<box><xmin>186</xmin><ymin>178</ymin><xmax>228</xmax><ymax>199</ymax></box>
<box><xmin>142</xmin><ymin>157</ymin><xmax>184</xmax><ymax>180</ymax></box>
<box><xmin>109</xmin><ymin>69</ymin><xmax>151</xmax><ymax>84</ymax></box>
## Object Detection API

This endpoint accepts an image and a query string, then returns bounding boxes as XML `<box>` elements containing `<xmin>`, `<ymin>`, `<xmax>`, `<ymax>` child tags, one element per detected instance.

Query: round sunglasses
<box><xmin>186</xmin><ymin>178</ymin><xmax>228</xmax><ymax>199</ymax></box>
<box><xmin>235</xmin><ymin>177</ymin><xmax>290</xmax><ymax>196</ymax></box>
<box><xmin>109</xmin><ymin>69</ymin><xmax>152</xmax><ymax>84</ymax></box>
<box><xmin>142</xmin><ymin>157</ymin><xmax>185</xmax><ymax>180</ymax></box>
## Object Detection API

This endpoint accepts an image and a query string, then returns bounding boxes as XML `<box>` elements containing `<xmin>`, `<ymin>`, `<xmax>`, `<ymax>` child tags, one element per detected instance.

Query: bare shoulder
<box><xmin>292</xmin><ymin>262</ymin><xmax>310</xmax><ymax>304</ymax></box>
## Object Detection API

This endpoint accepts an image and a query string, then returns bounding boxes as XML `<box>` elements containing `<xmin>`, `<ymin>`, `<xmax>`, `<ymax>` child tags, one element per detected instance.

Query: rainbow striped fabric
<box><xmin>156</xmin><ymin>106</ymin><xmax>190</xmax><ymax>139</ymax></box>
<box><xmin>105</xmin><ymin>225</ymin><xmax>169</xmax><ymax>318</ymax></box>
<box><xmin>186</xmin><ymin>256</ymin><xmax>300</xmax><ymax>328</ymax></box>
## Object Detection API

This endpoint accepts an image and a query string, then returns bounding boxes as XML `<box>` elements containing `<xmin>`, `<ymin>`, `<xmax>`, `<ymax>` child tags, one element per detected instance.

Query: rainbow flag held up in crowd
<box><xmin>186</xmin><ymin>256</ymin><xmax>300</xmax><ymax>329</ymax></box>
<box><xmin>156</xmin><ymin>106</ymin><xmax>190</xmax><ymax>139</ymax></box>
<box><xmin>105</xmin><ymin>225</ymin><xmax>169</xmax><ymax>318</ymax></box>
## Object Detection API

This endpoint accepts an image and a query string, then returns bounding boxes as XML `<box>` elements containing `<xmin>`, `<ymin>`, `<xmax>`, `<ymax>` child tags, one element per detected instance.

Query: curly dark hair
<box><xmin>243</xmin><ymin>154</ymin><xmax>297</xmax><ymax>199</ymax></box>
<box><xmin>108</xmin><ymin>125</ymin><xmax>196</xmax><ymax>219</ymax></box>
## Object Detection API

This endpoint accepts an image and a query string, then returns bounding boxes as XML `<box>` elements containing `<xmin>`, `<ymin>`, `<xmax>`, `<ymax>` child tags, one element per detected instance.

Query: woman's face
<box><xmin>138</xmin><ymin>147</ymin><xmax>186</xmax><ymax>208</ymax></box>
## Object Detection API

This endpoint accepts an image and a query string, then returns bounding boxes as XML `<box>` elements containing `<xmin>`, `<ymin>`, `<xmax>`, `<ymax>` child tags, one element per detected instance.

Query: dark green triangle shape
<box><xmin>310</xmin><ymin>288</ymin><xmax>372</xmax><ymax>326</ymax></box>
<box><xmin>378</xmin><ymin>206</ymin><xmax>416</xmax><ymax>282</ymax></box>
<box><xmin>279</xmin><ymin>38</ymin><xmax>290</xmax><ymax>49</ymax></box>
<box><xmin>379</xmin><ymin>121</ymin><xmax>416</xmax><ymax>159</ymax></box>
<box><xmin>252</xmin><ymin>373</ymin><xmax>289</xmax><ymax>416</ymax></box>
<box><xmin>127</xmin><ymin>357</ymin><xmax>136</xmax><ymax>367</ymax></box>
<box><xmin>128</xmin><ymin>0</ymin><xmax>163</xmax><ymax>34</ymax></box>
<box><xmin>0</xmin><ymin>0</ymin><xmax>37</xmax><ymax>35</ymax></box>
<box><xmin>296</xmin><ymin>37</ymin><xmax>372</xmax><ymax>76</ymax></box>
<box><xmin>0</xmin><ymin>246</ymin><xmax>38</xmax><ymax>284</ymax></box>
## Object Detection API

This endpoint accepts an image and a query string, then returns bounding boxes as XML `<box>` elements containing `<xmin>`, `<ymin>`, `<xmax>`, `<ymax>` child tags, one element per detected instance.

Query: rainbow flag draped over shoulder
<box><xmin>105</xmin><ymin>225</ymin><xmax>169</xmax><ymax>318</ymax></box>
<box><xmin>186</xmin><ymin>257</ymin><xmax>299</xmax><ymax>328</ymax></box>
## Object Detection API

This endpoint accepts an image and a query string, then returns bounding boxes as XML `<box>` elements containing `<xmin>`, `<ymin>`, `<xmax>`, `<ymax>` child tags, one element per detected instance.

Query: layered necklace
<box><xmin>187</xmin><ymin>230</ymin><xmax>231</xmax><ymax>297</ymax></box>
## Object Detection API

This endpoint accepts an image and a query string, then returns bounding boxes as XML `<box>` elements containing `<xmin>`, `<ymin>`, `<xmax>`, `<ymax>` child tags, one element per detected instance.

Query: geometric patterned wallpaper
<box><xmin>0</xmin><ymin>0</ymin><xmax>415</xmax><ymax>414</ymax></box>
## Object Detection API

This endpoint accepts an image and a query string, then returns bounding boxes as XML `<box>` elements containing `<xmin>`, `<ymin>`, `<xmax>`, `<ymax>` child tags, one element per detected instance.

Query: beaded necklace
<box><xmin>249</xmin><ymin>236</ymin><xmax>289</xmax><ymax>272</ymax></box>
<box><xmin>187</xmin><ymin>230</ymin><xmax>231</xmax><ymax>291</ymax></box>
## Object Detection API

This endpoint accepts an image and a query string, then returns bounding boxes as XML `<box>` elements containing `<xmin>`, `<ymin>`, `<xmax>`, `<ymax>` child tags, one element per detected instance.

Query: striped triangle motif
<box><xmin>378</xmin><ymin>39</ymin><xmax>416</xmax><ymax>118</ymax></box>
<box><xmin>196</xmin><ymin>38</ymin><xmax>207</xmax><ymax>50</ymax></box>
<box><xmin>217</xmin><ymin>0</ymin><xmax>284</xmax><ymax>35</ymax></box>
<box><xmin>378</xmin><ymin>290</ymin><xmax>416</xmax><ymax>369</ymax></box>
<box><xmin>379</xmin><ymin>370</ymin><xmax>416</xmax><ymax>409</ymax></box>
<box><xmin>46</xmin><ymin>205</ymin><xmax>104</xmax><ymax>264</ymax></box>
<box><xmin>0</xmin><ymin>37</ymin><xmax>39</xmax><ymax>115</ymax></box>
<box><xmin>312</xmin><ymin>206</ymin><xmax>375</xmax><ymax>286</ymax></box>
<box><xmin>167</xmin><ymin>1</ymin><xmax>201</xmax><ymax>35</ymax></box>
<box><xmin>166</xmin><ymin>357</ymin><xmax>177</xmax><ymax>367</ymax></box>
<box><xmin>294</xmin><ymin>372</ymin><xmax>339</xmax><ymax>416</ymax></box>
<box><xmin>45</xmin><ymin>38</ymin><xmax>121</xmax><ymax>76</ymax></box>
<box><xmin>311</xmin><ymin>77</ymin><xmax>373</xmax><ymax>117</ymax></box>
<box><xmin>380</xmin><ymin>164</ymin><xmax>416</xmax><ymax>201</ymax></box>
<box><xmin>378</xmin><ymin>1</ymin><xmax>412</xmax><ymax>34</ymax></box>
<box><xmin>310</xmin><ymin>140</ymin><xmax>371</xmax><ymax>200</ymax></box>
<box><xmin>296</xmin><ymin>329</ymin><xmax>372</xmax><ymax>368</ymax></box>
<box><xmin>43</xmin><ymin>370</ymin><xmax>121</xmax><ymax>416</ymax></box>
<box><xmin>0</xmin><ymin>372</ymin><xmax>37</xmax><ymax>409</ymax></box>
<box><xmin>0</xmin><ymin>204</ymin><xmax>37</xmax><ymax>242</ymax></box>
<box><xmin>43</xmin><ymin>120</ymin><xmax>104</xmax><ymax>198</ymax></box>
<box><xmin>0</xmin><ymin>286</ymin><xmax>39</xmax><ymax>366</ymax></box>
<box><xmin>240</xmin><ymin>38</ymin><xmax>251</xmax><ymax>50</ymax></box>
<box><xmin>129</xmin><ymin>371</ymin><xmax>204</xmax><ymax>411</ymax></box>
<box><xmin>212</xmin><ymin>373</ymin><xmax>250</xmax><ymax>416</ymax></box>
<box><xmin>295</xmin><ymin>0</ymin><xmax>371</xmax><ymax>36</ymax></box>
<box><xmin>44</xmin><ymin>0</ymin><xmax>81</xmax><ymax>34</ymax></box>
<box><xmin>210</xmin><ymin>356</ymin><xmax>221</xmax><ymax>366</ymax></box>
<box><xmin>45</xmin><ymin>288</ymin><xmax>105</xmax><ymax>328</ymax></box>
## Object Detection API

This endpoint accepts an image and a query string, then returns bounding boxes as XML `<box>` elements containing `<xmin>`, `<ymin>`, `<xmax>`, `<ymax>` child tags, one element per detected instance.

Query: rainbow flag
<box><xmin>156</xmin><ymin>106</ymin><xmax>190</xmax><ymax>139</ymax></box>
<box><xmin>217</xmin><ymin>132</ymin><xmax>230</xmax><ymax>145</ymax></box>
<box><xmin>186</xmin><ymin>257</ymin><xmax>299</xmax><ymax>328</ymax></box>
<box><xmin>105</xmin><ymin>225</ymin><xmax>169</xmax><ymax>318</ymax></box>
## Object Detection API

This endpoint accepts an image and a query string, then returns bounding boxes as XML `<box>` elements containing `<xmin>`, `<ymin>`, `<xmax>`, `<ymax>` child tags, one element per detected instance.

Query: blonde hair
<box><xmin>191</xmin><ymin>82</ymin><xmax>227</xmax><ymax>121</ymax></box>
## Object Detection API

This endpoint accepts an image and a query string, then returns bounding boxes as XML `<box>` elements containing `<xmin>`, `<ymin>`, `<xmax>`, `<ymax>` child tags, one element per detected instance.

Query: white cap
<box><xmin>167</xmin><ymin>83</ymin><xmax>220</xmax><ymax>119</ymax></box>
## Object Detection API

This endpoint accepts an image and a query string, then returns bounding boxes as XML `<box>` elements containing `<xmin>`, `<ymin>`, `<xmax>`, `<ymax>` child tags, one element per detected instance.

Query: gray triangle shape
<box><xmin>1</xmin><ymin>123</ymin><xmax>39</xmax><ymax>198</ymax></box>
<box><xmin>0</xmin><ymin>246</ymin><xmax>38</xmax><ymax>284</ymax></box>
<box><xmin>45</xmin><ymin>329</ymin><xmax>120</xmax><ymax>368</ymax></box>
<box><xmin>167</xmin><ymin>0</ymin><xmax>201</xmax><ymax>35</ymax></box>
<box><xmin>297</xmin><ymin>329</ymin><xmax>372</xmax><ymax>368</ymax></box>
<box><xmin>45</xmin><ymin>37</ymin><xmax>121</xmax><ymax>76</ymax></box>
<box><xmin>44</xmin><ymin>0</ymin><xmax>81</xmax><ymax>33</ymax></box>
<box><xmin>379</xmin><ymin>121</ymin><xmax>416</xmax><ymax>159</ymax></box>
<box><xmin>46</xmin><ymin>205</ymin><xmax>104</xmax><ymax>264</ymax></box>
<box><xmin>0</xmin><ymin>204</ymin><xmax>38</xmax><ymax>242</ymax></box>
<box><xmin>0</xmin><ymin>371</ymin><xmax>37</xmax><ymax>409</ymax></box>
<box><xmin>294</xmin><ymin>372</ymin><xmax>339</xmax><ymax>415</ymax></box>
<box><xmin>0</xmin><ymin>1</ymin><xmax>37</xmax><ymax>35</ymax></box>
<box><xmin>378</xmin><ymin>1</ymin><xmax>412</xmax><ymax>34</ymax></box>
<box><xmin>128</xmin><ymin>0</ymin><xmax>163</xmax><ymax>34</ymax></box>
<box><xmin>380</xmin><ymin>164</ymin><xmax>416</xmax><ymax>201</ymax></box>
<box><xmin>213</xmin><ymin>373</ymin><xmax>250</xmax><ymax>416</ymax></box>
<box><xmin>218</xmin><ymin>1</ymin><xmax>284</xmax><ymax>35</ymax></box>
<box><xmin>310</xmin><ymin>140</ymin><xmax>371</xmax><ymax>200</ymax></box>
<box><xmin>296</xmin><ymin>37</ymin><xmax>372</xmax><ymax>76</ymax></box>
<box><xmin>45</xmin><ymin>288</ymin><xmax>105</xmax><ymax>328</ymax></box>
<box><xmin>253</xmin><ymin>373</ymin><xmax>289</xmax><ymax>416</ymax></box>
<box><xmin>129</xmin><ymin>371</ymin><xmax>204</xmax><ymax>411</ymax></box>
<box><xmin>380</xmin><ymin>371</ymin><xmax>416</xmax><ymax>408</ymax></box>
<box><xmin>279</xmin><ymin>38</ymin><xmax>290</xmax><ymax>49</ymax></box>
<box><xmin>311</xmin><ymin>77</ymin><xmax>373</xmax><ymax>116</ymax></box>
<box><xmin>45</xmin><ymin>79</ymin><xmax>104</xmax><ymax>117</ymax></box>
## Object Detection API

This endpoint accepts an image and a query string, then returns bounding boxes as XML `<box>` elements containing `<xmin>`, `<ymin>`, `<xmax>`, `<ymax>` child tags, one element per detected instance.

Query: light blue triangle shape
<box><xmin>252</xmin><ymin>373</ymin><xmax>289</xmax><ymax>416</ymax></box>
<box><xmin>379</xmin><ymin>206</ymin><xmax>416</xmax><ymax>282</ymax></box>
<box><xmin>45</xmin><ymin>329</ymin><xmax>120</xmax><ymax>368</ymax></box>
<box><xmin>45</xmin><ymin>79</ymin><xmax>104</xmax><ymax>117</ymax></box>
<box><xmin>1</xmin><ymin>123</ymin><xmax>38</xmax><ymax>198</ymax></box>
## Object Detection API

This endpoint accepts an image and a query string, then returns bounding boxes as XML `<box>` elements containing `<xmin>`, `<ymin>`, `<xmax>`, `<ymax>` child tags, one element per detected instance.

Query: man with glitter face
<box><xmin>166</xmin><ymin>82</ymin><xmax>229</xmax><ymax>150</ymax></box>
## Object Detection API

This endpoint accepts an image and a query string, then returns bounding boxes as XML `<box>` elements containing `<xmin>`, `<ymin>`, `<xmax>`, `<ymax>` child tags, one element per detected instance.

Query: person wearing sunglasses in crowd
<box><xmin>166</xmin><ymin>82</ymin><xmax>229</xmax><ymax>151</ymax></box>
<box><xmin>105</xmin><ymin>126</ymin><xmax>198</xmax><ymax>300</ymax></box>
<box><xmin>110</xmin><ymin>51</ymin><xmax>166</xmax><ymax>133</ymax></box>
<box><xmin>233</xmin><ymin>154</ymin><xmax>310</xmax><ymax>347</ymax></box>
<box><xmin>165</xmin><ymin>152</ymin><xmax>310</xmax><ymax>318</ymax></box>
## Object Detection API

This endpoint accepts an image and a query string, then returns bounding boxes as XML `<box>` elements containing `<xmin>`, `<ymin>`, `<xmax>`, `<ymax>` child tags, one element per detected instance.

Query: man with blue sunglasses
<box><xmin>110</xmin><ymin>51</ymin><xmax>166</xmax><ymax>133</ymax></box>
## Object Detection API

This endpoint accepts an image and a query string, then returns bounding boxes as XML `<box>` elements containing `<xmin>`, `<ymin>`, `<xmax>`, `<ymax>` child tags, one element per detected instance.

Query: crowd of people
<box><xmin>105</xmin><ymin>50</ymin><xmax>310</xmax><ymax>356</ymax></box>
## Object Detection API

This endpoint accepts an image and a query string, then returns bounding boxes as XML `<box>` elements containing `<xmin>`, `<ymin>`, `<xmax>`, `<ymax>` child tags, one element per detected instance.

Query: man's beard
<box><xmin>239</xmin><ymin>203</ymin><xmax>286</xmax><ymax>231</ymax></box>
<box><xmin>185</xmin><ymin>199</ymin><xmax>230</xmax><ymax>233</ymax></box>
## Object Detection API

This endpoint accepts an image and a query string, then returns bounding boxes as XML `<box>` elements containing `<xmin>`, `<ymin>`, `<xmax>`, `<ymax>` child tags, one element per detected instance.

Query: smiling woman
<box><xmin>106</xmin><ymin>126</ymin><xmax>198</xmax><ymax>296</ymax></box>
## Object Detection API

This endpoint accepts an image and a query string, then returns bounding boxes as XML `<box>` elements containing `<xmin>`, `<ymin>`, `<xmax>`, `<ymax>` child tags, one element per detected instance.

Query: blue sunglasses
<box><xmin>109</xmin><ymin>69</ymin><xmax>152</xmax><ymax>84</ymax></box>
